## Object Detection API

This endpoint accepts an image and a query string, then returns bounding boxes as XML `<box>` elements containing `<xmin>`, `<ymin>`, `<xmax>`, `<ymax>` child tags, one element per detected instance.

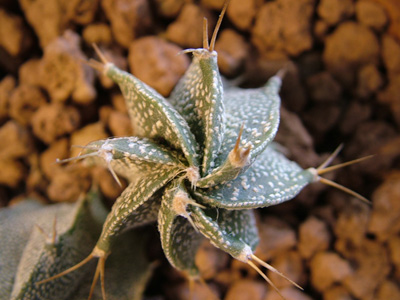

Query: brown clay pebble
<box><xmin>323</xmin><ymin>285</ymin><xmax>352</xmax><ymax>300</ymax></box>
<box><xmin>39</xmin><ymin>138</ymin><xmax>69</xmax><ymax>179</ymax></box>
<box><xmin>18</xmin><ymin>59</ymin><xmax>42</xmax><ymax>87</ymax></box>
<box><xmin>252</xmin><ymin>0</ymin><xmax>314</xmax><ymax>56</ymax></box>
<box><xmin>267</xmin><ymin>250</ymin><xmax>305</xmax><ymax>289</ymax></box>
<box><xmin>155</xmin><ymin>0</ymin><xmax>185</xmax><ymax>18</ymax></box>
<box><xmin>256</xmin><ymin>217</ymin><xmax>296</xmax><ymax>261</ymax></box>
<box><xmin>306</xmin><ymin>71</ymin><xmax>342</xmax><ymax>103</ymax></box>
<box><xmin>0</xmin><ymin>159</ymin><xmax>27</xmax><ymax>188</ymax></box>
<box><xmin>298</xmin><ymin>216</ymin><xmax>331</xmax><ymax>259</ymax></box>
<box><xmin>47</xmin><ymin>165</ymin><xmax>90</xmax><ymax>203</ymax></box>
<box><xmin>0</xmin><ymin>120</ymin><xmax>33</xmax><ymax>160</ymax></box>
<box><xmin>128</xmin><ymin>36</ymin><xmax>189</xmax><ymax>96</ymax></box>
<box><xmin>376</xmin><ymin>280</ymin><xmax>400</xmax><ymax>300</ymax></box>
<box><xmin>368</xmin><ymin>172</ymin><xmax>400</xmax><ymax>241</ymax></box>
<box><xmin>82</xmin><ymin>23</ymin><xmax>113</xmax><ymax>46</ymax></box>
<box><xmin>323</xmin><ymin>22</ymin><xmax>379</xmax><ymax>86</ymax></box>
<box><xmin>9</xmin><ymin>84</ymin><xmax>47</xmax><ymax>126</ymax></box>
<box><xmin>91</xmin><ymin>166</ymin><xmax>126</xmax><ymax>199</ymax></box>
<box><xmin>31</xmin><ymin>103</ymin><xmax>80</xmax><ymax>144</ymax></box>
<box><xmin>168</xmin><ymin>279</ymin><xmax>220</xmax><ymax>300</ymax></box>
<box><xmin>343</xmin><ymin>239</ymin><xmax>391</xmax><ymax>299</ymax></box>
<box><xmin>378</xmin><ymin>75</ymin><xmax>400</xmax><ymax>127</ymax></box>
<box><xmin>224</xmin><ymin>280</ymin><xmax>266</xmax><ymax>300</ymax></box>
<box><xmin>317</xmin><ymin>0</ymin><xmax>354</xmax><ymax>26</ymax></box>
<box><xmin>356</xmin><ymin>0</ymin><xmax>388</xmax><ymax>31</ymax></box>
<box><xmin>388</xmin><ymin>236</ymin><xmax>400</xmax><ymax>279</ymax></box>
<box><xmin>227</xmin><ymin>0</ymin><xmax>260</xmax><ymax>31</ymax></box>
<box><xmin>334</xmin><ymin>201</ymin><xmax>370</xmax><ymax>253</ymax></box>
<box><xmin>264</xmin><ymin>287</ymin><xmax>312</xmax><ymax>300</ymax></box>
<box><xmin>166</xmin><ymin>4</ymin><xmax>214</xmax><ymax>48</ymax></box>
<box><xmin>0</xmin><ymin>76</ymin><xmax>16</xmax><ymax>122</ymax></box>
<box><xmin>381</xmin><ymin>34</ymin><xmax>400</xmax><ymax>78</ymax></box>
<box><xmin>0</xmin><ymin>8</ymin><xmax>32</xmax><ymax>56</ymax></box>
<box><xmin>101</xmin><ymin>0</ymin><xmax>152</xmax><ymax>48</ymax></box>
<box><xmin>310</xmin><ymin>252</ymin><xmax>353</xmax><ymax>292</ymax></box>
<box><xmin>339</xmin><ymin>101</ymin><xmax>371</xmax><ymax>134</ymax></box>
<box><xmin>69</xmin><ymin>122</ymin><xmax>108</xmax><ymax>158</ymax></box>
<box><xmin>214</xmin><ymin>29</ymin><xmax>249</xmax><ymax>77</ymax></box>
<box><xmin>108</xmin><ymin>110</ymin><xmax>133</xmax><ymax>137</ymax></box>
<box><xmin>38</xmin><ymin>30</ymin><xmax>96</xmax><ymax>104</ymax></box>
<box><xmin>356</xmin><ymin>64</ymin><xmax>384</xmax><ymax>98</ymax></box>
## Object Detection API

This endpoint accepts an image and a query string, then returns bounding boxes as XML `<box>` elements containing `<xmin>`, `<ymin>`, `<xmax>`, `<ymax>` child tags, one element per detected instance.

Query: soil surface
<box><xmin>1</xmin><ymin>0</ymin><xmax>400</xmax><ymax>299</ymax></box>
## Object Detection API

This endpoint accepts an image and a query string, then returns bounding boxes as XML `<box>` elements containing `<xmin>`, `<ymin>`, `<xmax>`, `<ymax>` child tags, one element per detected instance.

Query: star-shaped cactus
<box><xmin>38</xmin><ymin>3</ymin><xmax>370</xmax><ymax>300</ymax></box>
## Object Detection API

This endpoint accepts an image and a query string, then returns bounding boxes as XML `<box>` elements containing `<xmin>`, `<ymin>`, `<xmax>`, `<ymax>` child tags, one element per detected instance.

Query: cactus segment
<box><xmin>104</xmin><ymin>63</ymin><xmax>199</xmax><ymax>168</ymax></box>
<box><xmin>96</xmin><ymin>166</ymin><xmax>181</xmax><ymax>252</ymax></box>
<box><xmin>193</xmin><ymin>145</ymin><xmax>314</xmax><ymax>209</ymax></box>
<box><xmin>190</xmin><ymin>206</ymin><xmax>258</xmax><ymax>259</ymax></box>
<box><xmin>169</xmin><ymin>49</ymin><xmax>225</xmax><ymax>176</ymax></box>
<box><xmin>215</xmin><ymin>76</ymin><xmax>282</xmax><ymax>168</ymax></box>
<box><xmin>11</xmin><ymin>189</ymin><xmax>107</xmax><ymax>300</ymax></box>
<box><xmin>158</xmin><ymin>182</ymin><xmax>203</xmax><ymax>276</ymax></box>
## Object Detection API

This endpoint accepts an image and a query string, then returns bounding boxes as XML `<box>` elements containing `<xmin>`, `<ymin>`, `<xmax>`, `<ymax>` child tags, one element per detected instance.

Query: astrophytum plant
<box><xmin>38</xmin><ymin>3</ymin><xmax>370</xmax><ymax>300</ymax></box>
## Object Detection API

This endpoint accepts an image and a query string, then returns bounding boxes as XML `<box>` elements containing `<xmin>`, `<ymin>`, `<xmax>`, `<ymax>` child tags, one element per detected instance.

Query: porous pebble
<box><xmin>298</xmin><ymin>216</ymin><xmax>331</xmax><ymax>259</ymax></box>
<box><xmin>128</xmin><ymin>36</ymin><xmax>189</xmax><ymax>96</ymax></box>
<box><xmin>310</xmin><ymin>252</ymin><xmax>353</xmax><ymax>292</ymax></box>
<box><xmin>356</xmin><ymin>0</ymin><xmax>388</xmax><ymax>31</ymax></box>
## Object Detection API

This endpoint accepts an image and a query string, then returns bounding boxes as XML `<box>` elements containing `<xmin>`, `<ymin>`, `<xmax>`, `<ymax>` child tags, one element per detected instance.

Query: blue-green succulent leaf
<box><xmin>105</xmin><ymin>64</ymin><xmax>199</xmax><ymax>167</ymax></box>
<box><xmin>11</xmin><ymin>189</ymin><xmax>107</xmax><ymax>300</ymax></box>
<box><xmin>193</xmin><ymin>145</ymin><xmax>314</xmax><ymax>209</ymax></box>
<box><xmin>0</xmin><ymin>200</ymin><xmax>45</xmax><ymax>299</ymax></box>
<box><xmin>158</xmin><ymin>181</ymin><xmax>203</xmax><ymax>276</ymax></box>
<box><xmin>169</xmin><ymin>50</ymin><xmax>225</xmax><ymax>176</ymax></box>
<box><xmin>216</xmin><ymin>76</ymin><xmax>282</xmax><ymax>167</ymax></box>
<box><xmin>96</xmin><ymin>165</ymin><xmax>181</xmax><ymax>253</ymax></box>
<box><xmin>194</xmin><ymin>76</ymin><xmax>282</xmax><ymax>188</ymax></box>
<box><xmin>70</xmin><ymin>229</ymin><xmax>153</xmax><ymax>300</ymax></box>
<box><xmin>191</xmin><ymin>206</ymin><xmax>258</xmax><ymax>260</ymax></box>
<box><xmin>80</xmin><ymin>136</ymin><xmax>184</xmax><ymax>181</ymax></box>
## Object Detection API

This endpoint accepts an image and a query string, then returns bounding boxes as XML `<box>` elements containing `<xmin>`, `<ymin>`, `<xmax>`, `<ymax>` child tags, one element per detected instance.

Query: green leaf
<box><xmin>169</xmin><ymin>50</ymin><xmax>225</xmax><ymax>176</ymax></box>
<box><xmin>193</xmin><ymin>145</ymin><xmax>314</xmax><ymax>209</ymax></box>
<box><xmin>96</xmin><ymin>165</ymin><xmax>181</xmax><ymax>253</ymax></box>
<box><xmin>193</xmin><ymin>76</ymin><xmax>282</xmax><ymax>188</ymax></box>
<box><xmin>0</xmin><ymin>200</ymin><xmax>45</xmax><ymax>299</ymax></box>
<box><xmin>215</xmin><ymin>76</ymin><xmax>282</xmax><ymax>168</ymax></box>
<box><xmin>105</xmin><ymin>64</ymin><xmax>199</xmax><ymax>167</ymax></box>
<box><xmin>158</xmin><ymin>182</ymin><xmax>203</xmax><ymax>276</ymax></box>
<box><xmin>10</xmin><ymin>189</ymin><xmax>107</xmax><ymax>300</ymax></box>
<box><xmin>191</xmin><ymin>207</ymin><xmax>258</xmax><ymax>260</ymax></box>
<box><xmin>79</xmin><ymin>136</ymin><xmax>184</xmax><ymax>181</ymax></box>
<box><xmin>70</xmin><ymin>229</ymin><xmax>154</xmax><ymax>300</ymax></box>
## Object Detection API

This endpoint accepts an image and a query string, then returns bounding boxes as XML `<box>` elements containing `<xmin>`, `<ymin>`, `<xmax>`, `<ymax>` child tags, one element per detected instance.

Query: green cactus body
<box><xmin>31</xmin><ymin>6</ymin><xmax>370</xmax><ymax>299</ymax></box>
<box><xmin>67</xmin><ymin>43</ymin><xmax>316</xmax><ymax>287</ymax></box>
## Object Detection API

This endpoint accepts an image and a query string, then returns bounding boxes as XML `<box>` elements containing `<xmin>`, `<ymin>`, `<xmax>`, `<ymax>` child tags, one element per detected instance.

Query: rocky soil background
<box><xmin>1</xmin><ymin>0</ymin><xmax>400</xmax><ymax>299</ymax></box>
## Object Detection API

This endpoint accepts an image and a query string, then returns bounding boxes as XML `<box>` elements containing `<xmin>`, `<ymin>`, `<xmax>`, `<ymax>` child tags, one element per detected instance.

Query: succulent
<box><xmin>34</xmin><ymin>4</ymin><xmax>370</xmax><ymax>300</ymax></box>
<box><xmin>1</xmin><ymin>189</ymin><xmax>153</xmax><ymax>300</ymax></box>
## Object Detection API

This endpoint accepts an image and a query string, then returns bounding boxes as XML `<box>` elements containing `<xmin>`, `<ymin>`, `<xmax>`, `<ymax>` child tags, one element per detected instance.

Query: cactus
<box><xmin>23</xmin><ymin>2</ymin><xmax>372</xmax><ymax>300</ymax></box>
<box><xmin>0</xmin><ymin>189</ymin><xmax>154</xmax><ymax>300</ymax></box>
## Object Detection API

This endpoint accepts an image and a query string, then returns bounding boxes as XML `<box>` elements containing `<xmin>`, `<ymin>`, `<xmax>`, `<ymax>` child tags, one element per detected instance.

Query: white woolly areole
<box><xmin>306</xmin><ymin>167</ymin><xmax>320</xmax><ymax>183</ymax></box>
<box><xmin>103</xmin><ymin>62</ymin><xmax>114</xmax><ymax>75</ymax></box>
<box><xmin>172</xmin><ymin>190</ymin><xmax>191</xmax><ymax>218</ymax></box>
<box><xmin>98</xmin><ymin>143</ymin><xmax>113</xmax><ymax>163</ymax></box>
<box><xmin>236</xmin><ymin>244</ymin><xmax>253</xmax><ymax>263</ymax></box>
